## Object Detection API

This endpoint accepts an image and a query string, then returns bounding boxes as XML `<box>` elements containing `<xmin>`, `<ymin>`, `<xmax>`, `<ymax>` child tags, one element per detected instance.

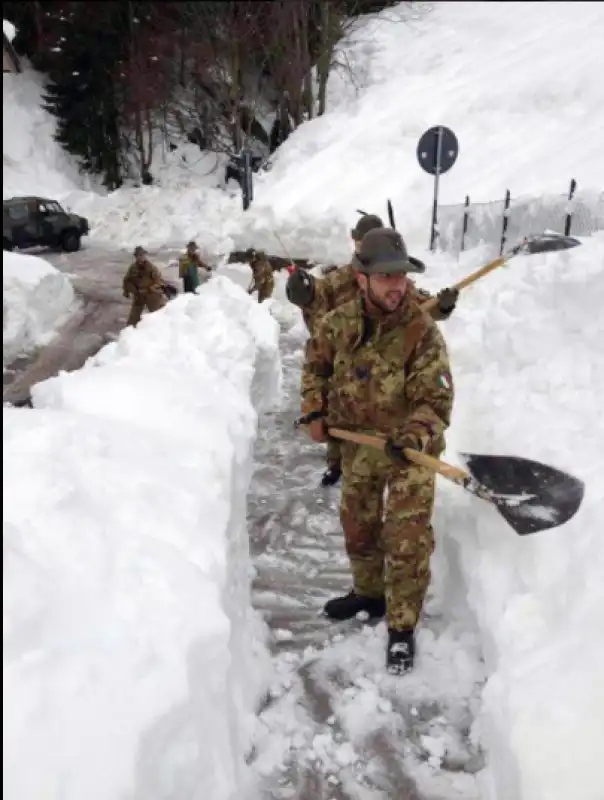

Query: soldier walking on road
<box><xmin>300</xmin><ymin>228</ymin><xmax>454</xmax><ymax>674</ymax></box>
<box><xmin>245</xmin><ymin>248</ymin><xmax>275</xmax><ymax>303</ymax></box>
<box><xmin>288</xmin><ymin>213</ymin><xmax>459</xmax><ymax>488</ymax></box>
<box><xmin>179</xmin><ymin>240</ymin><xmax>212</xmax><ymax>293</ymax></box>
<box><xmin>122</xmin><ymin>246</ymin><xmax>167</xmax><ymax>327</ymax></box>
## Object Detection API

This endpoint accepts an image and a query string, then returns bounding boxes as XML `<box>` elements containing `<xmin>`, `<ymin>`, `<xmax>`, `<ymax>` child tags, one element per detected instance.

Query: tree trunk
<box><xmin>317</xmin><ymin>0</ymin><xmax>331</xmax><ymax>117</ymax></box>
<box><xmin>300</xmin><ymin>3</ymin><xmax>313</xmax><ymax>119</ymax></box>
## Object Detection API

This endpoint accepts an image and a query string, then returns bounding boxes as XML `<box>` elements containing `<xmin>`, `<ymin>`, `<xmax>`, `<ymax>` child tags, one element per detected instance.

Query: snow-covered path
<box><xmin>246</xmin><ymin>320</ymin><xmax>487</xmax><ymax>799</ymax></box>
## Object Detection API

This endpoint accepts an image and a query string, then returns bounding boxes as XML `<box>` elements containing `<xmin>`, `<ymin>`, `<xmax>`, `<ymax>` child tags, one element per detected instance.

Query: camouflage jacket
<box><xmin>123</xmin><ymin>259</ymin><xmax>164</xmax><ymax>297</ymax></box>
<box><xmin>303</xmin><ymin>262</ymin><xmax>449</xmax><ymax>334</ymax></box>
<box><xmin>249</xmin><ymin>256</ymin><xmax>275</xmax><ymax>293</ymax></box>
<box><xmin>301</xmin><ymin>294</ymin><xmax>454</xmax><ymax>453</ymax></box>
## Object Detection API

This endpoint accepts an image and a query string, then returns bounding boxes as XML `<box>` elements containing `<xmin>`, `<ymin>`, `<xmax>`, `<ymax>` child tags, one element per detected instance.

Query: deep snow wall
<box><xmin>429</xmin><ymin>232</ymin><xmax>604</xmax><ymax>800</ymax></box>
<box><xmin>3</xmin><ymin>250</ymin><xmax>76</xmax><ymax>365</ymax></box>
<box><xmin>3</xmin><ymin>277</ymin><xmax>282</xmax><ymax>800</ymax></box>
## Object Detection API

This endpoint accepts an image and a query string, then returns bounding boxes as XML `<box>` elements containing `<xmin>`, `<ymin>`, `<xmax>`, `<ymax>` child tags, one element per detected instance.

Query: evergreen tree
<box><xmin>42</xmin><ymin>3</ymin><xmax>126</xmax><ymax>189</ymax></box>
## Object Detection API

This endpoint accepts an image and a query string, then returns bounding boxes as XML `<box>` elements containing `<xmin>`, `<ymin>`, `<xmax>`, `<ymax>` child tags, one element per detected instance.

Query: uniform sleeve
<box><xmin>300</xmin><ymin>316</ymin><xmax>335</xmax><ymax>416</ymax></box>
<box><xmin>149</xmin><ymin>262</ymin><xmax>164</xmax><ymax>284</ymax></box>
<box><xmin>413</xmin><ymin>286</ymin><xmax>450</xmax><ymax>322</ymax></box>
<box><xmin>178</xmin><ymin>256</ymin><xmax>187</xmax><ymax>278</ymax></box>
<box><xmin>302</xmin><ymin>270</ymin><xmax>340</xmax><ymax>330</ymax></box>
<box><xmin>123</xmin><ymin>265</ymin><xmax>135</xmax><ymax>294</ymax></box>
<box><xmin>398</xmin><ymin>323</ymin><xmax>453</xmax><ymax>447</ymax></box>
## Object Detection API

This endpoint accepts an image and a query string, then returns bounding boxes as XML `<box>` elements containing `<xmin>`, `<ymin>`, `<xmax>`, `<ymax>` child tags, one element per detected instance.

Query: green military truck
<box><xmin>3</xmin><ymin>196</ymin><xmax>90</xmax><ymax>253</ymax></box>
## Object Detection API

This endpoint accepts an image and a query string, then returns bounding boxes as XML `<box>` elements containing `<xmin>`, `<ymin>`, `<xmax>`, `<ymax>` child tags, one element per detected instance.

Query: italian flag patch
<box><xmin>438</xmin><ymin>372</ymin><xmax>452</xmax><ymax>390</ymax></box>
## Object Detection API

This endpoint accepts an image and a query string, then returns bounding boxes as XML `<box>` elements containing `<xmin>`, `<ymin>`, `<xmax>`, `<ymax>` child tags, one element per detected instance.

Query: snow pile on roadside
<box><xmin>3</xmin><ymin>276</ymin><xmax>282</xmax><ymax>800</ymax></box>
<box><xmin>3</xmin><ymin>250</ymin><xmax>75</xmax><ymax>365</ymax></box>
<box><xmin>433</xmin><ymin>232</ymin><xmax>604</xmax><ymax>800</ymax></box>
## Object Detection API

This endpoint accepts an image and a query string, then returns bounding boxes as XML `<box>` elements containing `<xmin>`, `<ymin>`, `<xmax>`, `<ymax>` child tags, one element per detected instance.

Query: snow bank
<box><xmin>3</xmin><ymin>250</ymin><xmax>75</xmax><ymax>365</ymax></box>
<box><xmin>3</xmin><ymin>276</ymin><xmax>282</xmax><ymax>800</ymax></box>
<box><xmin>433</xmin><ymin>232</ymin><xmax>604</xmax><ymax>800</ymax></box>
<box><xmin>4</xmin><ymin>18</ymin><xmax>16</xmax><ymax>42</ymax></box>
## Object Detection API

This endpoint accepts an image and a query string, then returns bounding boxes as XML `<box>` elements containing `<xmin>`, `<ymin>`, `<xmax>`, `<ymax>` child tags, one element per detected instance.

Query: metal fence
<box><xmin>435</xmin><ymin>190</ymin><xmax>604</xmax><ymax>257</ymax></box>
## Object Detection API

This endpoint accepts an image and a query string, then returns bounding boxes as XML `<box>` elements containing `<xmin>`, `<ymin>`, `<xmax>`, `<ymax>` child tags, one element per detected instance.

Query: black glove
<box><xmin>437</xmin><ymin>287</ymin><xmax>459</xmax><ymax>316</ymax></box>
<box><xmin>286</xmin><ymin>268</ymin><xmax>315</xmax><ymax>307</ymax></box>
<box><xmin>385</xmin><ymin>433</ymin><xmax>423</xmax><ymax>466</ymax></box>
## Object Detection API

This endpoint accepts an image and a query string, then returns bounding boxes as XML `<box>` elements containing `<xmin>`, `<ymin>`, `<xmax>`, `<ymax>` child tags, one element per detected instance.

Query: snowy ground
<box><xmin>243</xmin><ymin>239</ymin><xmax>604</xmax><ymax>800</ymax></box>
<box><xmin>245</xmin><ymin>304</ymin><xmax>486</xmax><ymax>800</ymax></box>
<box><xmin>3</xmin><ymin>251</ymin><xmax>76</xmax><ymax>367</ymax></box>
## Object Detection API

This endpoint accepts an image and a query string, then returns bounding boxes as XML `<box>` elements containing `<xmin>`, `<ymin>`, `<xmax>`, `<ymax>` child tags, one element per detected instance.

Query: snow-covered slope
<box><xmin>3</xmin><ymin>279</ymin><xmax>281</xmax><ymax>800</ymax></box>
<box><xmin>3</xmin><ymin>251</ymin><xmax>76</xmax><ymax>365</ymax></box>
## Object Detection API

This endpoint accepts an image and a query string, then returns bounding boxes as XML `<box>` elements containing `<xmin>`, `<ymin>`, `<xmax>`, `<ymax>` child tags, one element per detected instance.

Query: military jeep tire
<box><xmin>61</xmin><ymin>230</ymin><xmax>81</xmax><ymax>253</ymax></box>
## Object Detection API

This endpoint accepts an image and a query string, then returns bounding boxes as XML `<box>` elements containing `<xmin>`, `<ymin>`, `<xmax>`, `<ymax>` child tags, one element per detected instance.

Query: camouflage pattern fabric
<box><xmin>300</xmin><ymin>293</ymin><xmax>453</xmax><ymax>629</ymax></box>
<box><xmin>123</xmin><ymin>259</ymin><xmax>166</xmax><ymax>299</ymax></box>
<box><xmin>326</xmin><ymin>438</ymin><xmax>342</xmax><ymax>469</ymax></box>
<box><xmin>304</xmin><ymin>263</ymin><xmax>450</xmax><ymax>335</ymax></box>
<box><xmin>250</xmin><ymin>255</ymin><xmax>275</xmax><ymax>303</ymax></box>
<box><xmin>301</xmin><ymin>295</ymin><xmax>453</xmax><ymax>450</ymax></box>
<box><xmin>340</xmin><ymin>442</ymin><xmax>435</xmax><ymax>629</ymax></box>
<box><xmin>126</xmin><ymin>291</ymin><xmax>166</xmax><ymax>327</ymax></box>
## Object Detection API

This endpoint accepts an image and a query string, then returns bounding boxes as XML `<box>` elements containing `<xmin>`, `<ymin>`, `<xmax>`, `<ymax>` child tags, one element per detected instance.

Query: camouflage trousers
<box><xmin>126</xmin><ymin>291</ymin><xmax>166</xmax><ymax>327</ymax></box>
<box><xmin>257</xmin><ymin>280</ymin><xmax>274</xmax><ymax>303</ymax></box>
<box><xmin>326</xmin><ymin>438</ymin><xmax>342</xmax><ymax>469</ymax></box>
<box><xmin>340</xmin><ymin>442</ymin><xmax>436</xmax><ymax>630</ymax></box>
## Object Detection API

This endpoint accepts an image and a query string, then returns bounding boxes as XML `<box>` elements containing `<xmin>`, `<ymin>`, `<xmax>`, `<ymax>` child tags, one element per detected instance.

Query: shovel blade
<box><xmin>460</xmin><ymin>453</ymin><xmax>585</xmax><ymax>536</ymax></box>
<box><xmin>525</xmin><ymin>232</ymin><xmax>581</xmax><ymax>254</ymax></box>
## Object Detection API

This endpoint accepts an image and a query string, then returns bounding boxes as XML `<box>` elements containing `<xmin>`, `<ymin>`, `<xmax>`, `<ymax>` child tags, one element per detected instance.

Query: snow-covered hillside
<box><xmin>4</xmin><ymin>3</ymin><xmax>603</xmax><ymax>258</ymax></box>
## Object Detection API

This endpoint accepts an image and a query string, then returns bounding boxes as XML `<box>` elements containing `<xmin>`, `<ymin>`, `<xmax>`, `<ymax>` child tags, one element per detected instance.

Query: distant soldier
<box><xmin>122</xmin><ymin>246</ymin><xmax>167</xmax><ymax>327</ymax></box>
<box><xmin>287</xmin><ymin>213</ymin><xmax>459</xmax><ymax>487</ymax></box>
<box><xmin>179</xmin><ymin>240</ymin><xmax>212</xmax><ymax>293</ymax></box>
<box><xmin>245</xmin><ymin>248</ymin><xmax>275</xmax><ymax>303</ymax></box>
<box><xmin>301</xmin><ymin>228</ymin><xmax>454</xmax><ymax>675</ymax></box>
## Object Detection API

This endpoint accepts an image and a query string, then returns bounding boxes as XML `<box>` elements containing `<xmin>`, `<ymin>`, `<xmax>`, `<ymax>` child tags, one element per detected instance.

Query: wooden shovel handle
<box><xmin>419</xmin><ymin>255</ymin><xmax>507</xmax><ymax>313</ymax></box>
<box><xmin>328</xmin><ymin>427</ymin><xmax>468</xmax><ymax>481</ymax></box>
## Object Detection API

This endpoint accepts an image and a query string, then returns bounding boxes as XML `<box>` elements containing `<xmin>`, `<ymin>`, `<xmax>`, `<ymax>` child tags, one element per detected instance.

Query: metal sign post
<box><xmin>416</xmin><ymin>125</ymin><xmax>459</xmax><ymax>251</ymax></box>
<box><xmin>241</xmin><ymin>150</ymin><xmax>253</xmax><ymax>211</ymax></box>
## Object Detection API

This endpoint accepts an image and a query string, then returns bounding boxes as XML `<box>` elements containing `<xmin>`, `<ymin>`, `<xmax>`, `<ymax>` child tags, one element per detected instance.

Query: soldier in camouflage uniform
<box><xmin>288</xmin><ymin>213</ymin><xmax>458</xmax><ymax>488</ymax></box>
<box><xmin>245</xmin><ymin>248</ymin><xmax>275</xmax><ymax>303</ymax></box>
<box><xmin>122</xmin><ymin>246</ymin><xmax>167</xmax><ymax>327</ymax></box>
<box><xmin>300</xmin><ymin>228</ymin><xmax>454</xmax><ymax>674</ymax></box>
<box><xmin>179</xmin><ymin>240</ymin><xmax>212</xmax><ymax>293</ymax></box>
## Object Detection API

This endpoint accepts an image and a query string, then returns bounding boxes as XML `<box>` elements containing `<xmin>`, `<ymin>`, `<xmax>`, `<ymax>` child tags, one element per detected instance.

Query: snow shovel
<box><xmin>327</xmin><ymin>427</ymin><xmax>585</xmax><ymax>536</ymax></box>
<box><xmin>419</xmin><ymin>232</ymin><xmax>581</xmax><ymax>313</ymax></box>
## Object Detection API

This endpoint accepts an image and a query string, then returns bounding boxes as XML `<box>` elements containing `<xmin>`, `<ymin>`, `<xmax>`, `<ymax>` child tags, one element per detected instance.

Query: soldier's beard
<box><xmin>366</xmin><ymin>281</ymin><xmax>405</xmax><ymax>314</ymax></box>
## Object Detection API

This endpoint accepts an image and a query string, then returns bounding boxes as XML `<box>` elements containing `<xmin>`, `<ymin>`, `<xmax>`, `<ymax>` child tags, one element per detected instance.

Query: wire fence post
<box><xmin>499</xmin><ymin>189</ymin><xmax>511</xmax><ymax>255</ymax></box>
<box><xmin>460</xmin><ymin>195</ymin><xmax>470</xmax><ymax>253</ymax></box>
<box><xmin>564</xmin><ymin>178</ymin><xmax>577</xmax><ymax>236</ymax></box>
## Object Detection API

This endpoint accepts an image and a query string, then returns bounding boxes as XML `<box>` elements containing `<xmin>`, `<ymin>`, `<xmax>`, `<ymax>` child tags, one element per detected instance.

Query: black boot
<box><xmin>324</xmin><ymin>590</ymin><xmax>386</xmax><ymax>621</ymax></box>
<box><xmin>386</xmin><ymin>628</ymin><xmax>415</xmax><ymax>675</ymax></box>
<box><xmin>321</xmin><ymin>465</ymin><xmax>342</xmax><ymax>487</ymax></box>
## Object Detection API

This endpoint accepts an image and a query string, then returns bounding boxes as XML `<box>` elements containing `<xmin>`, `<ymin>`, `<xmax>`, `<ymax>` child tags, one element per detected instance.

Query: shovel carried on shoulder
<box><xmin>420</xmin><ymin>232</ymin><xmax>581</xmax><ymax>313</ymax></box>
<box><xmin>326</xmin><ymin>427</ymin><xmax>585</xmax><ymax>537</ymax></box>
